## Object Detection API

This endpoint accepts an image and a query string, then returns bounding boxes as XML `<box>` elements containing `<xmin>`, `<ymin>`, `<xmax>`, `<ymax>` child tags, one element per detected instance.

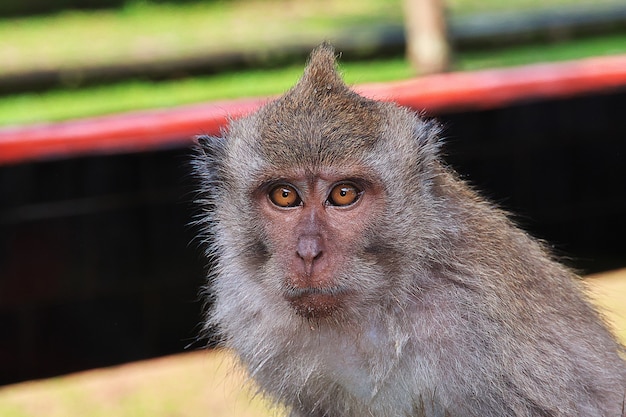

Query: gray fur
<box><xmin>194</xmin><ymin>43</ymin><xmax>626</xmax><ymax>416</ymax></box>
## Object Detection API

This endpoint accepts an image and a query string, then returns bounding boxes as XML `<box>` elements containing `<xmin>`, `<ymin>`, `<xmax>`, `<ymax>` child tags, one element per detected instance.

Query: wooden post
<box><xmin>404</xmin><ymin>0</ymin><xmax>450</xmax><ymax>74</ymax></box>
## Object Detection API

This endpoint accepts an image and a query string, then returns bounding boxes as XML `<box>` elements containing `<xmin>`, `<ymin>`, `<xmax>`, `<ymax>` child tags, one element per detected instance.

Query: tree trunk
<box><xmin>404</xmin><ymin>0</ymin><xmax>450</xmax><ymax>74</ymax></box>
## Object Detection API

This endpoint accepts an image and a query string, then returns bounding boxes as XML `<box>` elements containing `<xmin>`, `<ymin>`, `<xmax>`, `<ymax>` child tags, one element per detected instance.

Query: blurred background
<box><xmin>0</xmin><ymin>0</ymin><xmax>625</xmax><ymax>416</ymax></box>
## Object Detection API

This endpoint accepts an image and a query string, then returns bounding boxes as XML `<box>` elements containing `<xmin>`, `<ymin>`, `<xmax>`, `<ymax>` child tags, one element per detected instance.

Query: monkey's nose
<box><xmin>296</xmin><ymin>235</ymin><xmax>324</xmax><ymax>269</ymax></box>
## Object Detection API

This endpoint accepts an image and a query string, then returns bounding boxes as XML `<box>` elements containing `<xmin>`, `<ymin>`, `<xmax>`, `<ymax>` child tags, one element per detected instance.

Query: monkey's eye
<box><xmin>269</xmin><ymin>184</ymin><xmax>302</xmax><ymax>208</ymax></box>
<box><xmin>327</xmin><ymin>183</ymin><xmax>361</xmax><ymax>207</ymax></box>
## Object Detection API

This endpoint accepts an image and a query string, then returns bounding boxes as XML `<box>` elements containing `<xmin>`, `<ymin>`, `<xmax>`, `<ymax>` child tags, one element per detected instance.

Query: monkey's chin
<box><xmin>284</xmin><ymin>287</ymin><xmax>345</xmax><ymax>319</ymax></box>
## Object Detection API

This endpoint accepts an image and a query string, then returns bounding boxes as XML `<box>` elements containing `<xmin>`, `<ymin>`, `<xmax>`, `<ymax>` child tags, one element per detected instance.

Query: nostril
<box><xmin>297</xmin><ymin>235</ymin><xmax>324</xmax><ymax>263</ymax></box>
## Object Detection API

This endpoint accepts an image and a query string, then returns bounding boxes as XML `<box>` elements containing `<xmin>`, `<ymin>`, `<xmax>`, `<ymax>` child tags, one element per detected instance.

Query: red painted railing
<box><xmin>1</xmin><ymin>54</ymin><xmax>626</xmax><ymax>165</ymax></box>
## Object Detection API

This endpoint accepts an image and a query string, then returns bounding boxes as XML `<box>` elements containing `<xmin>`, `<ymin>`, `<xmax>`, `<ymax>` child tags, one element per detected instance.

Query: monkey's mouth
<box><xmin>284</xmin><ymin>286</ymin><xmax>347</xmax><ymax>319</ymax></box>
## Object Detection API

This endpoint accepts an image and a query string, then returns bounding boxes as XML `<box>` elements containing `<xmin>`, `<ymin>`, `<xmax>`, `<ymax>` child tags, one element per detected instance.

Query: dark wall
<box><xmin>0</xmin><ymin>149</ymin><xmax>207</xmax><ymax>385</ymax></box>
<box><xmin>1</xmin><ymin>88</ymin><xmax>625</xmax><ymax>385</ymax></box>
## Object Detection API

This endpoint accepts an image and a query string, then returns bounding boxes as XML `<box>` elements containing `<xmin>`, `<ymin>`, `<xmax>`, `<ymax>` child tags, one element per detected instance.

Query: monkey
<box><xmin>194</xmin><ymin>43</ymin><xmax>626</xmax><ymax>417</ymax></box>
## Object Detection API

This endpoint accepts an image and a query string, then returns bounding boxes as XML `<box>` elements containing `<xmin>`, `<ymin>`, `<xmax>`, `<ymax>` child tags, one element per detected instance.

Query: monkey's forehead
<box><xmin>222</xmin><ymin>91</ymin><xmax>428</xmax><ymax>182</ymax></box>
<box><xmin>252</xmin><ymin>91</ymin><xmax>386</xmax><ymax>165</ymax></box>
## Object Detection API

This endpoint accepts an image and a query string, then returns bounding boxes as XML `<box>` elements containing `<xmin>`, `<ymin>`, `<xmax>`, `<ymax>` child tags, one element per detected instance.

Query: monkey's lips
<box><xmin>284</xmin><ymin>286</ymin><xmax>347</xmax><ymax>319</ymax></box>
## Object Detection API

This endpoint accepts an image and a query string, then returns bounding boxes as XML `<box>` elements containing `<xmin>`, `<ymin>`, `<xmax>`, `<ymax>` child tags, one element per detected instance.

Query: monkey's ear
<box><xmin>194</xmin><ymin>135</ymin><xmax>226</xmax><ymax>183</ymax></box>
<box><xmin>411</xmin><ymin>118</ymin><xmax>444</xmax><ymax>170</ymax></box>
<box><xmin>196</xmin><ymin>135</ymin><xmax>223</xmax><ymax>159</ymax></box>
<box><xmin>196</xmin><ymin>135</ymin><xmax>213</xmax><ymax>152</ymax></box>
<box><xmin>416</xmin><ymin>119</ymin><xmax>443</xmax><ymax>148</ymax></box>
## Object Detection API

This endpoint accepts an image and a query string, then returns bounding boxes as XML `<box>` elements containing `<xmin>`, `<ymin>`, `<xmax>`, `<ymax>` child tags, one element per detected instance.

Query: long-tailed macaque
<box><xmin>194</xmin><ymin>43</ymin><xmax>626</xmax><ymax>416</ymax></box>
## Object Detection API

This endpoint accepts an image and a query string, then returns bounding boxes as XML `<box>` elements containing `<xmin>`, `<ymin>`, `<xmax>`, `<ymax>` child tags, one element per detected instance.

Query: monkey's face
<box><xmin>198</xmin><ymin>43</ymin><xmax>438</xmax><ymax>324</ymax></box>
<box><xmin>253</xmin><ymin>168</ymin><xmax>386</xmax><ymax>319</ymax></box>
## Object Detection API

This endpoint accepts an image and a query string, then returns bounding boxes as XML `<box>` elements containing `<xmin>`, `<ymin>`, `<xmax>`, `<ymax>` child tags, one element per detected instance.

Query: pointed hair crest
<box><xmin>295</xmin><ymin>42</ymin><xmax>347</xmax><ymax>95</ymax></box>
<box><xmin>253</xmin><ymin>43</ymin><xmax>386</xmax><ymax>169</ymax></box>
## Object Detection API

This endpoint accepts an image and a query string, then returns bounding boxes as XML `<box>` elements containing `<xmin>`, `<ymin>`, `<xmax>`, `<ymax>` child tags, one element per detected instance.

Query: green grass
<box><xmin>447</xmin><ymin>0</ymin><xmax>623</xmax><ymax>15</ymax></box>
<box><xmin>2</xmin><ymin>31</ymin><xmax>626</xmax><ymax>127</ymax></box>
<box><xmin>0</xmin><ymin>58</ymin><xmax>413</xmax><ymax>126</ymax></box>
<box><xmin>457</xmin><ymin>32</ymin><xmax>626</xmax><ymax>71</ymax></box>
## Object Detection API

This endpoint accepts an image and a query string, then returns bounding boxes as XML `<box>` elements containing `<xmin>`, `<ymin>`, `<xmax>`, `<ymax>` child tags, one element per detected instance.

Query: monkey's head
<box><xmin>197</xmin><ymin>43</ymin><xmax>445</xmax><ymax>323</ymax></box>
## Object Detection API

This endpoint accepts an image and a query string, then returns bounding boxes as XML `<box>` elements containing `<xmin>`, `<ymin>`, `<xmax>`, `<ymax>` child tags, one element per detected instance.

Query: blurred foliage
<box><xmin>0</xmin><ymin>0</ymin><xmax>214</xmax><ymax>18</ymax></box>
<box><xmin>2</xmin><ymin>0</ymin><xmax>623</xmax><ymax>18</ymax></box>
<box><xmin>0</xmin><ymin>0</ymin><xmax>402</xmax><ymax>77</ymax></box>
<box><xmin>0</xmin><ymin>0</ymin><xmax>625</xmax><ymax>125</ymax></box>
<box><xmin>2</xmin><ymin>29</ymin><xmax>626</xmax><ymax>127</ymax></box>
<box><xmin>0</xmin><ymin>58</ymin><xmax>413</xmax><ymax>126</ymax></box>
<box><xmin>0</xmin><ymin>0</ymin><xmax>122</xmax><ymax>17</ymax></box>
<box><xmin>448</xmin><ymin>0</ymin><xmax>624</xmax><ymax>14</ymax></box>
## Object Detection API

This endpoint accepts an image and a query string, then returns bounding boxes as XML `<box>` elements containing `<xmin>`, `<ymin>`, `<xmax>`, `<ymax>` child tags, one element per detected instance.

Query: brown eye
<box><xmin>269</xmin><ymin>184</ymin><xmax>301</xmax><ymax>208</ymax></box>
<box><xmin>328</xmin><ymin>183</ymin><xmax>361</xmax><ymax>207</ymax></box>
